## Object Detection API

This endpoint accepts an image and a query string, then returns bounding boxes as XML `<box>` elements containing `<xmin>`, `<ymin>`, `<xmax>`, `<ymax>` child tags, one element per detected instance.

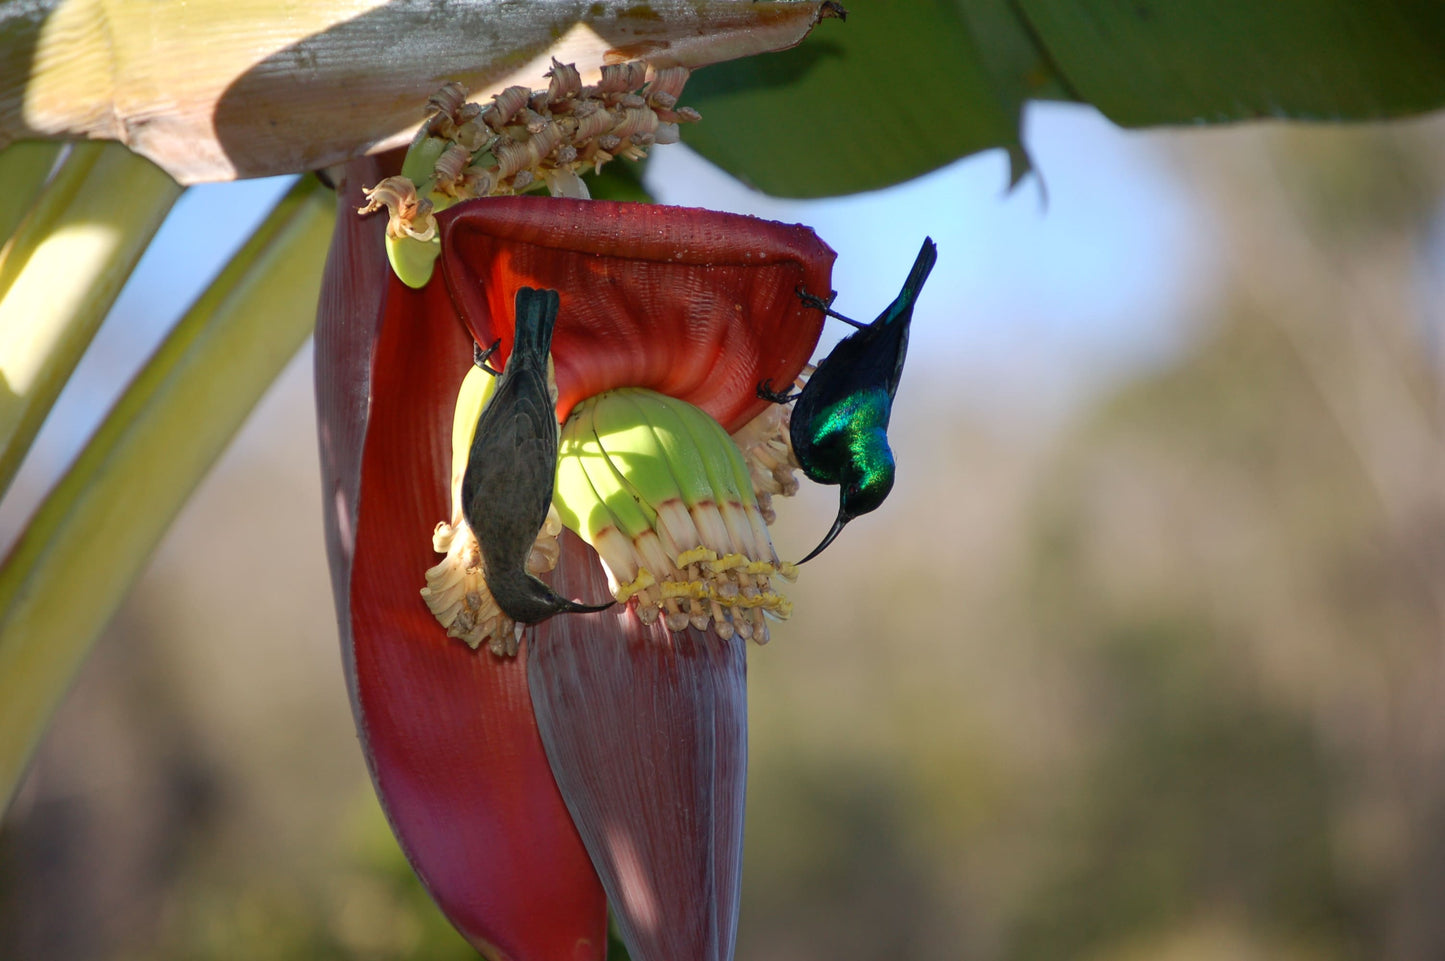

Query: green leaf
<box><xmin>681</xmin><ymin>0</ymin><xmax>1445</xmax><ymax>197</ymax></box>
<box><xmin>682</xmin><ymin>0</ymin><xmax>1043</xmax><ymax>197</ymax></box>
<box><xmin>1017</xmin><ymin>0</ymin><xmax>1445</xmax><ymax>126</ymax></box>
<box><xmin>587</xmin><ymin>156</ymin><xmax>654</xmax><ymax>203</ymax></box>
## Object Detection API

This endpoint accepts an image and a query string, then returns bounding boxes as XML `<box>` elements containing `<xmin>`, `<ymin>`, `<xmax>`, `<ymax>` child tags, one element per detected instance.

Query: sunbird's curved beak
<box><xmin>797</xmin><ymin>510</ymin><xmax>851</xmax><ymax>564</ymax></box>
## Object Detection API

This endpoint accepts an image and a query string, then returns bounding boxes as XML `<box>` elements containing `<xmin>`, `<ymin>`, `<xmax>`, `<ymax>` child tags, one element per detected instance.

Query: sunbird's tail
<box><xmin>511</xmin><ymin>286</ymin><xmax>561</xmax><ymax>366</ymax></box>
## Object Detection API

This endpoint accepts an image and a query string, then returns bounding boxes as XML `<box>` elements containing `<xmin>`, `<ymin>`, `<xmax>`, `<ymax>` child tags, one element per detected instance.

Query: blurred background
<box><xmin>2</xmin><ymin>99</ymin><xmax>1444</xmax><ymax>960</ymax></box>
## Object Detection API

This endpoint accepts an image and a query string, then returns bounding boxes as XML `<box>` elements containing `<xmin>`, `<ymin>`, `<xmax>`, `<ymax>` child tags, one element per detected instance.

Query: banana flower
<box><xmin>315</xmin><ymin>151</ymin><xmax>834</xmax><ymax>960</ymax></box>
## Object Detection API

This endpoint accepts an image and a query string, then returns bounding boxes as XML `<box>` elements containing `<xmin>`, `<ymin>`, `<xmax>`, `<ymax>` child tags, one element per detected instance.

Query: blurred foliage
<box><xmin>1006</xmin><ymin>621</ymin><xmax>1356</xmax><ymax>961</ymax></box>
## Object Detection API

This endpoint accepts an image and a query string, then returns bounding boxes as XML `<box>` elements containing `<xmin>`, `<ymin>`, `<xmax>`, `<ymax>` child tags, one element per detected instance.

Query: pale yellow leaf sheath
<box><xmin>1</xmin><ymin>0</ymin><xmax>839</xmax><ymax>183</ymax></box>
<box><xmin>0</xmin><ymin>141</ymin><xmax>180</xmax><ymax>494</ymax></box>
<box><xmin>0</xmin><ymin>140</ymin><xmax>64</xmax><ymax>244</ymax></box>
<box><xmin>0</xmin><ymin>176</ymin><xmax>333</xmax><ymax>812</ymax></box>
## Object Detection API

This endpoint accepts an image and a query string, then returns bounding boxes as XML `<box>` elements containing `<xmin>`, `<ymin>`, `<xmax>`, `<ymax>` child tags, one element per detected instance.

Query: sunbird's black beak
<box><xmin>796</xmin><ymin>510</ymin><xmax>850</xmax><ymax>564</ymax></box>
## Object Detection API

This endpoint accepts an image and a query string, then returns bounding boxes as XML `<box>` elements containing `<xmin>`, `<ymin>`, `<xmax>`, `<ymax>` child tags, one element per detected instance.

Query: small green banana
<box><xmin>589</xmin><ymin>389</ymin><xmax>701</xmax><ymax>562</ymax></box>
<box><xmin>608</xmin><ymin>390</ymin><xmax>730</xmax><ymax>563</ymax></box>
<box><xmin>662</xmin><ymin>395</ymin><xmax>760</xmax><ymax>562</ymax></box>
<box><xmin>446</xmin><ymin>362</ymin><xmax>498</xmax><ymax>496</ymax></box>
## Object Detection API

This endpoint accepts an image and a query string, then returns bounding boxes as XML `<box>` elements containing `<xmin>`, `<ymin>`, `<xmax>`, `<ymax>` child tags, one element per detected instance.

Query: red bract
<box><xmin>315</xmin><ymin>154</ymin><xmax>834</xmax><ymax>960</ymax></box>
<box><xmin>317</xmin><ymin>156</ymin><xmax>606</xmax><ymax>961</ymax></box>
<box><xmin>529</xmin><ymin>531</ymin><xmax>749</xmax><ymax>961</ymax></box>
<box><xmin>439</xmin><ymin>196</ymin><xmax>832</xmax><ymax>432</ymax></box>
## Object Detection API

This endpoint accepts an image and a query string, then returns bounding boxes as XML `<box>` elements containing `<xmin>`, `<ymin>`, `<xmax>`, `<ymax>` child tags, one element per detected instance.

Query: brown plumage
<box><xmin>463</xmin><ymin>286</ymin><xmax>614</xmax><ymax>624</ymax></box>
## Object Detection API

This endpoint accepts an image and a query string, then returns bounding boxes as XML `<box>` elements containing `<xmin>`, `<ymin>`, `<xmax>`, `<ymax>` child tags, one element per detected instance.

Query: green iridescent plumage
<box><xmin>767</xmin><ymin>238</ymin><xmax>937</xmax><ymax>563</ymax></box>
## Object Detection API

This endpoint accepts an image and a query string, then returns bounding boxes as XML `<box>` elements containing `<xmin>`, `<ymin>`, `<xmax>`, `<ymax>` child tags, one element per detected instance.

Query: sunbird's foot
<box><xmin>795</xmin><ymin>284</ymin><xmax>835</xmax><ymax>313</ymax></box>
<box><xmin>757</xmin><ymin>379</ymin><xmax>800</xmax><ymax>405</ymax></box>
<box><xmin>795</xmin><ymin>285</ymin><xmax>866</xmax><ymax>330</ymax></box>
<box><xmin>474</xmin><ymin>339</ymin><xmax>502</xmax><ymax>375</ymax></box>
